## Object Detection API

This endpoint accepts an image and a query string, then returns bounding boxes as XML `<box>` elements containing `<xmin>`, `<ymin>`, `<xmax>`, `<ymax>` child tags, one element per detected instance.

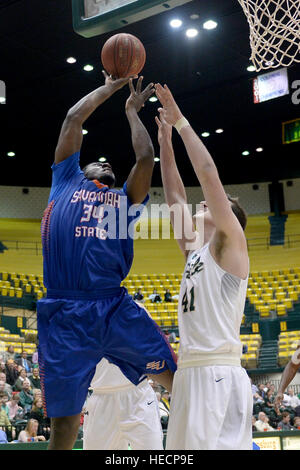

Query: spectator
<box><xmin>4</xmin><ymin>360</ymin><xmax>18</xmax><ymax>387</ymax></box>
<box><xmin>31</xmin><ymin>348</ymin><xmax>38</xmax><ymax>366</ymax></box>
<box><xmin>156</xmin><ymin>391</ymin><xmax>169</xmax><ymax>430</ymax></box>
<box><xmin>252</xmin><ymin>416</ymin><xmax>257</xmax><ymax>432</ymax></box>
<box><xmin>133</xmin><ymin>288</ymin><xmax>144</xmax><ymax>303</ymax></box>
<box><xmin>0</xmin><ymin>391</ymin><xmax>9</xmax><ymax>417</ymax></box>
<box><xmin>0</xmin><ymin>346</ymin><xmax>15</xmax><ymax>363</ymax></box>
<box><xmin>0</xmin><ymin>391</ymin><xmax>12</xmax><ymax>431</ymax></box>
<box><xmin>17</xmin><ymin>418</ymin><xmax>46</xmax><ymax>442</ymax></box>
<box><xmin>257</xmin><ymin>383</ymin><xmax>267</xmax><ymax>399</ymax></box>
<box><xmin>164</xmin><ymin>289</ymin><xmax>173</xmax><ymax>302</ymax></box>
<box><xmin>293</xmin><ymin>416</ymin><xmax>300</xmax><ymax>429</ymax></box>
<box><xmin>19</xmin><ymin>379</ymin><xmax>34</xmax><ymax>413</ymax></box>
<box><xmin>285</xmin><ymin>388</ymin><xmax>300</xmax><ymax>409</ymax></box>
<box><xmin>277</xmin><ymin>411</ymin><xmax>294</xmax><ymax>431</ymax></box>
<box><xmin>6</xmin><ymin>393</ymin><xmax>24</xmax><ymax>422</ymax></box>
<box><xmin>16</xmin><ymin>352</ymin><xmax>32</xmax><ymax>374</ymax></box>
<box><xmin>160</xmin><ymin>390</ymin><xmax>170</xmax><ymax>413</ymax></box>
<box><xmin>28</xmin><ymin>396</ymin><xmax>50</xmax><ymax>438</ymax></box>
<box><xmin>149</xmin><ymin>289</ymin><xmax>162</xmax><ymax>303</ymax></box>
<box><xmin>254</xmin><ymin>412</ymin><xmax>274</xmax><ymax>432</ymax></box>
<box><xmin>0</xmin><ymin>373</ymin><xmax>12</xmax><ymax>399</ymax></box>
<box><xmin>0</xmin><ymin>429</ymin><xmax>8</xmax><ymax>444</ymax></box>
<box><xmin>263</xmin><ymin>389</ymin><xmax>276</xmax><ymax>413</ymax></box>
<box><xmin>29</xmin><ymin>367</ymin><xmax>41</xmax><ymax>390</ymax></box>
<box><xmin>242</xmin><ymin>344</ymin><xmax>248</xmax><ymax>354</ymax></box>
<box><xmin>14</xmin><ymin>368</ymin><xmax>28</xmax><ymax>392</ymax></box>
<box><xmin>165</xmin><ymin>331</ymin><xmax>177</xmax><ymax>343</ymax></box>
<box><xmin>251</xmin><ymin>379</ymin><xmax>259</xmax><ymax>395</ymax></box>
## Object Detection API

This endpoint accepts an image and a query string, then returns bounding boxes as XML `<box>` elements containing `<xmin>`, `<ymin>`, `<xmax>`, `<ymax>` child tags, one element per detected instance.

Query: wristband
<box><xmin>174</xmin><ymin>117</ymin><xmax>190</xmax><ymax>134</ymax></box>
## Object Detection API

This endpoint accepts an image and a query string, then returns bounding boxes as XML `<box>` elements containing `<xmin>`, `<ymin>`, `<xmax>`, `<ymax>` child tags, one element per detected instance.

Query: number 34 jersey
<box><xmin>177</xmin><ymin>243</ymin><xmax>248</xmax><ymax>365</ymax></box>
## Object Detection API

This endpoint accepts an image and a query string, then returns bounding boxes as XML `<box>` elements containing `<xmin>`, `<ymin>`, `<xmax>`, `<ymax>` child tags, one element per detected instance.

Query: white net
<box><xmin>238</xmin><ymin>0</ymin><xmax>300</xmax><ymax>71</ymax></box>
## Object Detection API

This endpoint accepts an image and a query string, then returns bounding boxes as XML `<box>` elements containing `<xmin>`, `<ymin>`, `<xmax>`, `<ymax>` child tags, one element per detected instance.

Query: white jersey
<box><xmin>178</xmin><ymin>243</ymin><xmax>248</xmax><ymax>367</ymax></box>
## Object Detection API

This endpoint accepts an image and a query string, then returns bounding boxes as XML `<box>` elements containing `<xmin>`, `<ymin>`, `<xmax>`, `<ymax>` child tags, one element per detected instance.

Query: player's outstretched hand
<box><xmin>155</xmin><ymin>108</ymin><xmax>172</xmax><ymax>146</ymax></box>
<box><xmin>125</xmin><ymin>76</ymin><xmax>155</xmax><ymax>113</ymax></box>
<box><xmin>155</xmin><ymin>83</ymin><xmax>183</xmax><ymax>126</ymax></box>
<box><xmin>102</xmin><ymin>70</ymin><xmax>137</xmax><ymax>92</ymax></box>
<box><xmin>274</xmin><ymin>392</ymin><xmax>284</xmax><ymax>408</ymax></box>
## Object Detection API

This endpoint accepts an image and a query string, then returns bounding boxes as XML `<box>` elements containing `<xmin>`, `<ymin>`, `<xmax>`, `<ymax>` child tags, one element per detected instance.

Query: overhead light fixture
<box><xmin>149</xmin><ymin>96</ymin><xmax>158</xmax><ymax>102</ymax></box>
<box><xmin>82</xmin><ymin>129</ymin><xmax>88</xmax><ymax>135</ymax></box>
<box><xmin>215</xmin><ymin>128</ymin><xmax>224</xmax><ymax>134</ymax></box>
<box><xmin>186</xmin><ymin>28</ymin><xmax>199</xmax><ymax>38</ymax></box>
<box><xmin>0</xmin><ymin>97</ymin><xmax>6</xmax><ymax>104</ymax></box>
<box><xmin>190</xmin><ymin>14</ymin><xmax>199</xmax><ymax>20</ymax></box>
<box><xmin>201</xmin><ymin>132</ymin><xmax>210</xmax><ymax>138</ymax></box>
<box><xmin>7</xmin><ymin>152</ymin><xmax>15</xmax><ymax>157</ymax></box>
<box><xmin>247</xmin><ymin>65</ymin><xmax>256</xmax><ymax>72</ymax></box>
<box><xmin>98</xmin><ymin>157</ymin><xmax>107</xmax><ymax>162</ymax></box>
<box><xmin>256</xmin><ymin>147</ymin><xmax>263</xmax><ymax>152</ymax></box>
<box><xmin>203</xmin><ymin>20</ymin><xmax>218</xmax><ymax>30</ymax></box>
<box><xmin>83</xmin><ymin>64</ymin><xmax>94</xmax><ymax>72</ymax></box>
<box><xmin>170</xmin><ymin>19</ymin><xmax>182</xmax><ymax>28</ymax></box>
<box><xmin>154</xmin><ymin>157</ymin><xmax>160</xmax><ymax>162</ymax></box>
<box><xmin>66</xmin><ymin>57</ymin><xmax>77</xmax><ymax>64</ymax></box>
<box><xmin>242</xmin><ymin>150</ymin><xmax>250</xmax><ymax>156</ymax></box>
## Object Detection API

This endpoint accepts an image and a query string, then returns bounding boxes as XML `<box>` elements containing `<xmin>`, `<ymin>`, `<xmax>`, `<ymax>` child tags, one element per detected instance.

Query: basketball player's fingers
<box><xmin>102</xmin><ymin>69</ymin><xmax>109</xmax><ymax>80</ymax></box>
<box><xmin>155</xmin><ymin>116</ymin><xmax>161</xmax><ymax>128</ymax></box>
<box><xmin>128</xmin><ymin>78</ymin><xmax>135</xmax><ymax>94</ymax></box>
<box><xmin>136</xmin><ymin>76</ymin><xmax>143</xmax><ymax>94</ymax></box>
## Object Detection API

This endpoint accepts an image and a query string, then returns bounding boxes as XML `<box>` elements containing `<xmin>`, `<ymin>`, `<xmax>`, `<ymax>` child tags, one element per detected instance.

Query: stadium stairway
<box><xmin>268</xmin><ymin>215</ymin><xmax>287</xmax><ymax>245</ymax></box>
<box><xmin>257</xmin><ymin>339</ymin><xmax>278</xmax><ymax>369</ymax></box>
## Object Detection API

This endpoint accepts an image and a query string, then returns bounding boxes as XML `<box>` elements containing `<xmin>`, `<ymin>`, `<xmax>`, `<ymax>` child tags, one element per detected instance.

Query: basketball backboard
<box><xmin>72</xmin><ymin>0</ymin><xmax>193</xmax><ymax>37</ymax></box>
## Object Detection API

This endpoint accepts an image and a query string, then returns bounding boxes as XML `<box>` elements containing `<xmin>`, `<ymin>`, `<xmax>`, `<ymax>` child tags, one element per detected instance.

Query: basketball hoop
<box><xmin>238</xmin><ymin>0</ymin><xmax>300</xmax><ymax>71</ymax></box>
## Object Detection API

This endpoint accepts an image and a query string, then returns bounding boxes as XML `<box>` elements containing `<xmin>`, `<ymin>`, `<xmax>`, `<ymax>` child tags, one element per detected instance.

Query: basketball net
<box><xmin>238</xmin><ymin>0</ymin><xmax>300</xmax><ymax>71</ymax></box>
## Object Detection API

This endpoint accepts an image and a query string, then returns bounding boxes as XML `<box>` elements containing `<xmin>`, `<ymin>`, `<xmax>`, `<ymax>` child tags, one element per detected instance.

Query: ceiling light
<box><xmin>98</xmin><ymin>157</ymin><xmax>107</xmax><ymax>162</ymax></box>
<box><xmin>149</xmin><ymin>96</ymin><xmax>158</xmax><ymax>102</ymax></box>
<box><xmin>170</xmin><ymin>19</ymin><xmax>182</xmax><ymax>28</ymax></box>
<box><xmin>83</xmin><ymin>64</ymin><xmax>94</xmax><ymax>72</ymax></box>
<box><xmin>82</xmin><ymin>129</ymin><xmax>88</xmax><ymax>135</ymax></box>
<box><xmin>0</xmin><ymin>97</ymin><xmax>6</xmax><ymax>104</ymax></box>
<box><xmin>203</xmin><ymin>20</ymin><xmax>218</xmax><ymax>30</ymax></box>
<box><xmin>7</xmin><ymin>152</ymin><xmax>15</xmax><ymax>157</ymax></box>
<box><xmin>215</xmin><ymin>128</ymin><xmax>224</xmax><ymax>134</ymax></box>
<box><xmin>66</xmin><ymin>57</ymin><xmax>77</xmax><ymax>64</ymax></box>
<box><xmin>201</xmin><ymin>132</ymin><xmax>210</xmax><ymax>137</ymax></box>
<box><xmin>190</xmin><ymin>14</ymin><xmax>199</xmax><ymax>20</ymax></box>
<box><xmin>256</xmin><ymin>147</ymin><xmax>263</xmax><ymax>152</ymax></box>
<box><xmin>247</xmin><ymin>65</ymin><xmax>256</xmax><ymax>72</ymax></box>
<box><xmin>154</xmin><ymin>157</ymin><xmax>160</xmax><ymax>162</ymax></box>
<box><xmin>242</xmin><ymin>150</ymin><xmax>250</xmax><ymax>156</ymax></box>
<box><xmin>186</xmin><ymin>28</ymin><xmax>199</xmax><ymax>38</ymax></box>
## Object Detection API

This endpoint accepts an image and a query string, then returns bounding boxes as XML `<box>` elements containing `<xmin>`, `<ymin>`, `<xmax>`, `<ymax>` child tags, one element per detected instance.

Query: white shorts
<box><xmin>83</xmin><ymin>381</ymin><xmax>163</xmax><ymax>450</ymax></box>
<box><xmin>166</xmin><ymin>365</ymin><xmax>253</xmax><ymax>450</ymax></box>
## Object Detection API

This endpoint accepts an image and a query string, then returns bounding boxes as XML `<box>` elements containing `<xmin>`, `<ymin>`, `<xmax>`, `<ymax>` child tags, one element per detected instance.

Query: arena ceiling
<box><xmin>0</xmin><ymin>0</ymin><xmax>300</xmax><ymax>189</ymax></box>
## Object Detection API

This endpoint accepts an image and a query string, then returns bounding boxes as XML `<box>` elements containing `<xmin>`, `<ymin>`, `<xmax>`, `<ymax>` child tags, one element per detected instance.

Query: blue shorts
<box><xmin>37</xmin><ymin>287</ymin><xmax>177</xmax><ymax>418</ymax></box>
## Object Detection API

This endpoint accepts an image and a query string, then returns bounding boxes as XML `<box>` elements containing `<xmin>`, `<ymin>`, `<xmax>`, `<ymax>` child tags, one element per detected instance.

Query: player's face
<box><xmin>83</xmin><ymin>162</ymin><xmax>116</xmax><ymax>188</ymax></box>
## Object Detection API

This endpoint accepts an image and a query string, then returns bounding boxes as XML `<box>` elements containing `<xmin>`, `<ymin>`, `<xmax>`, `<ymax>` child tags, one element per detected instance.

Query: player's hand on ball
<box><xmin>155</xmin><ymin>109</ymin><xmax>172</xmax><ymax>146</ymax></box>
<box><xmin>155</xmin><ymin>83</ymin><xmax>183</xmax><ymax>126</ymax></box>
<box><xmin>102</xmin><ymin>70</ymin><xmax>136</xmax><ymax>92</ymax></box>
<box><xmin>125</xmin><ymin>76</ymin><xmax>155</xmax><ymax>113</ymax></box>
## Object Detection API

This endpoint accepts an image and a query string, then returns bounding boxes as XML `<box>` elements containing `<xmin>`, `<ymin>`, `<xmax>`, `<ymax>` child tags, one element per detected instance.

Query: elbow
<box><xmin>65</xmin><ymin>108</ymin><xmax>82</xmax><ymax>124</ymax></box>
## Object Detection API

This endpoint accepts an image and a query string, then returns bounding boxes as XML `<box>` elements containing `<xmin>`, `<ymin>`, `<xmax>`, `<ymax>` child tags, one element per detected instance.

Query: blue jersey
<box><xmin>41</xmin><ymin>152</ymin><xmax>148</xmax><ymax>291</ymax></box>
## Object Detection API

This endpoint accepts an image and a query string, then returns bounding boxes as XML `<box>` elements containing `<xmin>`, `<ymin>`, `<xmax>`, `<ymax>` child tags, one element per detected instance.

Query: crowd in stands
<box><xmin>251</xmin><ymin>379</ymin><xmax>300</xmax><ymax>431</ymax></box>
<box><xmin>0</xmin><ymin>346</ymin><xmax>50</xmax><ymax>444</ymax></box>
<box><xmin>133</xmin><ymin>288</ymin><xmax>178</xmax><ymax>304</ymax></box>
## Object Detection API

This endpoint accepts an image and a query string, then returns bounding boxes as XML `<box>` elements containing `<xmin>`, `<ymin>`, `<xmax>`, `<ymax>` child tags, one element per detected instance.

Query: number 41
<box><xmin>182</xmin><ymin>286</ymin><xmax>195</xmax><ymax>313</ymax></box>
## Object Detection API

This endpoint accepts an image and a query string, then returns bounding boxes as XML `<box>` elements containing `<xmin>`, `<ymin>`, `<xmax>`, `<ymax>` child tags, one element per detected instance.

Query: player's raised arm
<box><xmin>125</xmin><ymin>77</ymin><xmax>156</xmax><ymax>204</ymax></box>
<box><xmin>54</xmin><ymin>71</ymin><xmax>131</xmax><ymax>165</ymax></box>
<box><xmin>155</xmin><ymin>83</ymin><xmax>248</xmax><ymax>278</ymax></box>
<box><xmin>155</xmin><ymin>109</ymin><xmax>196</xmax><ymax>259</ymax></box>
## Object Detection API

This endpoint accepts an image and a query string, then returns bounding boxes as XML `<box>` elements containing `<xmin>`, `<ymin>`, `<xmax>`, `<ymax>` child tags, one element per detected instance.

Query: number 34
<box><xmin>182</xmin><ymin>286</ymin><xmax>195</xmax><ymax>313</ymax></box>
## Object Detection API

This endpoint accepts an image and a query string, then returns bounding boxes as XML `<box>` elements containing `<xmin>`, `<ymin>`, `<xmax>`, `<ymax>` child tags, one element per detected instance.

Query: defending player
<box><xmin>155</xmin><ymin>83</ymin><xmax>253</xmax><ymax>450</ymax></box>
<box><xmin>83</xmin><ymin>358</ymin><xmax>164</xmax><ymax>450</ymax></box>
<box><xmin>37</xmin><ymin>74</ymin><xmax>177</xmax><ymax>450</ymax></box>
<box><xmin>274</xmin><ymin>344</ymin><xmax>300</xmax><ymax>407</ymax></box>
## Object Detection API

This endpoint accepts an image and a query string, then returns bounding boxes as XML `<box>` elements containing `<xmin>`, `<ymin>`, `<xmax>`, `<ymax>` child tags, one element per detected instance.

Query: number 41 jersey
<box><xmin>177</xmin><ymin>243</ymin><xmax>248</xmax><ymax>365</ymax></box>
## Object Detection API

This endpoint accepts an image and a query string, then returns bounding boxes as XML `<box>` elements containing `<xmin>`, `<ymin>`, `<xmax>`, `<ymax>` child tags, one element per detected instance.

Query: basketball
<box><xmin>101</xmin><ymin>33</ymin><xmax>146</xmax><ymax>79</ymax></box>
